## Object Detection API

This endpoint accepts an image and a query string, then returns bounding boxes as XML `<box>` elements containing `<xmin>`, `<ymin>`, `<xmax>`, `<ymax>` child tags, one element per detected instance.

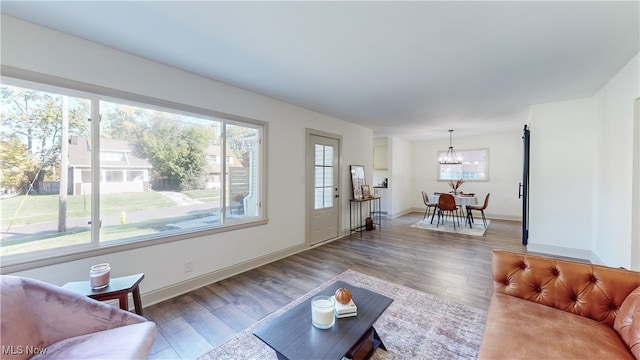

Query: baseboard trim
<box><xmin>141</xmin><ymin>243</ymin><xmax>307</xmax><ymax>307</ymax></box>
<box><xmin>140</xmin><ymin>233</ymin><xmax>349</xmax><ymax>308</ymax></box>
<box><xmin>389</xmin><ymin>209</ymin><xmax>414</xmax><ymax>219</ymax></box>
<box><xmin>526</xmin><ymin>243</ymin><xmax>599</xmax><ymax>264</ymax></box>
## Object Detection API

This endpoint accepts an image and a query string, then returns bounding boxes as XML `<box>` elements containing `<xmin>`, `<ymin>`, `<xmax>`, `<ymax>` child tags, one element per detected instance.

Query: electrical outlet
<box><xmin>183</xmin><ymin>260</ymin><xmax>193</xmax><ymax>273</ymax></box>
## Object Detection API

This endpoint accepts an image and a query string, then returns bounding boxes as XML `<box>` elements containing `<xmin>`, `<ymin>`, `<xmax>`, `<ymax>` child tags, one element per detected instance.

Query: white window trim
<box><xmin>0</xmin><ymin>66</ymin><xmax>268</xmax><ymax>271</ymax></box>
<box><xmin>437</xmin><ymin>147</ymin><xmax>490</xmax><ymax>182</ymax></box>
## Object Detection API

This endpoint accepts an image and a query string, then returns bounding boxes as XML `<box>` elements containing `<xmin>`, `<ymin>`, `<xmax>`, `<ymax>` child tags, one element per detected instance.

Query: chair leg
<box><xmin>423</xmin><ymin>206</ymin><xmax>429</xmax><ymax>221</ymax></box>
<box><xmin>481</xmin><ymin>210</ymin><xmax>487</xmax><ymax>228</ymax></box>
<box><xmin>451</xmin><ymin>210</ymin><xmax>456</xmax><ymax>230</ymax></box>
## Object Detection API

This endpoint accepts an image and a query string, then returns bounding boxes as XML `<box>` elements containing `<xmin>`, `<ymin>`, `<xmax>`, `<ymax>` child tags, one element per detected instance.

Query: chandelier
<box><xmin>439</xmin><ymin>129</ymin><xmax>462</xmax><ymax>164</ymax></box>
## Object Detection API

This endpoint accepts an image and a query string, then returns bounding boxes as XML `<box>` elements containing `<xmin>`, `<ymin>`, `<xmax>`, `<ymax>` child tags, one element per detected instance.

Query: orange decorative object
<box><xmin>334</xmin><ymin>288</ymin><xmax>352</xmax><ymax>305</ymax></box>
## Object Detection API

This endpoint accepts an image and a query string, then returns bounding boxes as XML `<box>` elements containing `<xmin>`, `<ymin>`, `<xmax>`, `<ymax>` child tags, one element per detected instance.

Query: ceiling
<box><xmin>2</xmin><ymin>1</ymin><xmax>638</xmax><ymax>140</ymax></box>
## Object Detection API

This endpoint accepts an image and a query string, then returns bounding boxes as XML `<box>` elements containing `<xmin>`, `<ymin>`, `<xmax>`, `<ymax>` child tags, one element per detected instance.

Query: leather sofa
<box><xmin>0</xmin><ymin>275</ymin><xmax>156</xmax><ymax>359</ymax></box>
<box><xmin>479</xmin><ymin>250</ymin><xmax>640</xmax><ymax>359</ymax></box>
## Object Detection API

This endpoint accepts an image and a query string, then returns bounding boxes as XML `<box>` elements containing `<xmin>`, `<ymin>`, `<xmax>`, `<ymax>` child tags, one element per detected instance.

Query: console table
<box><xmin>349</xmin><ymin>197</ymin><xmax>381</xmax><ymax>235</ymax></box>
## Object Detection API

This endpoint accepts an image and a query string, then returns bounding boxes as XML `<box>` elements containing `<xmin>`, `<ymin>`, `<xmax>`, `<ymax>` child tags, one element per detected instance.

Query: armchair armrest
<box><xmin>2</xmin><ymin>275</ymin><xmax>148</xmax><ymax>350</ymax></box>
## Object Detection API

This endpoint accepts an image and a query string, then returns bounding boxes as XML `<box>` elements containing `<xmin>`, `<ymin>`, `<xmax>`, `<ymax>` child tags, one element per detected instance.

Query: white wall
<box><xmin>593</xmin><ymin>53</ymin><xmax>639</xmax><ymax>268</ymax></box>
<box><xmin>387</xmin><ymin>136</ymin><xmax>412</xmax><ymax>217</ymax></box>
<box><xmin>372</xmin><ymin>136</ymin><xmax>389</xmax><ymax>186</ymax></box>
<box><xmin>527</xmin><ymin>98</ymin><xmax>596</xmax><ymax>260</ymax></box>
<box><xmin>527</xmin><ymin>53</ymin><xmax>639</xmax><ymax>269</ymax></box>
<box><xmin>411</xmin><ymin>130</ymin><xmax>523</xmax><ymax>220</ymax></box>
<box><xmin>1</xmin><ymin>16</ymin><xmax>373</xmax><ymax>302</ymax></box>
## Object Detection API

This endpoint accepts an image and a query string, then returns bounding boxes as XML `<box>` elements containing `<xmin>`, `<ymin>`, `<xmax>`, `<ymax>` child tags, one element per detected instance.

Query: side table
<box><xmin>62</xmin><ymin>273</ymin><xmax>145</xmax><ymax>316</ymax></box>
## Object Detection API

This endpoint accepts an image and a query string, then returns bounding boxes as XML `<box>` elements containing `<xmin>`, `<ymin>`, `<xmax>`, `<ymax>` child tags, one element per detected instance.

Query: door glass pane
<box><xmin>314</xmin><ymin>187</ymin><xmax>324</xmax><ymax>209</ymax></box>
<box><xmin>324</xmin><ymin>167</ymin><xmax>333</xmax><ymax>184</ymax></box>
<box><xmin>0</xmin><ymin>84</ymin><xmax>91</xmax><ymax>256</ymax></box>
<box><xmin>324</xmin><ymin>146</ymin><xmax>333</xmax><ymax>165</ymax></box>
<box><xmin>324</xmin><ymin>187</ymin><xmax>332</xmax><ymax>208</ymax></box>
<box><xmin>314</xmin><ymin>144</ymin><xmax>334</xmax><ymax>210</ymax></box>
<box><xmin>315</xmin><ymin>144</ymin><xmax>324</xmax><ymax>165</ymax></box>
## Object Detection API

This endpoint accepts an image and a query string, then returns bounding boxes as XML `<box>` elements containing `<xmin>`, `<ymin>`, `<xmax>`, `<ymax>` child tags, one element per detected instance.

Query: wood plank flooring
<box><xmin>145</xmin><ymin>212</ymin><xmax>526</xmax><ymax>359</ymax></box>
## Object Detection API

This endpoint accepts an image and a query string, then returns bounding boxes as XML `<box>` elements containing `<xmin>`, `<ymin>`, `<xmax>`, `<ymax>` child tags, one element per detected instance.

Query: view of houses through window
<box><xmin>1</xmin><ymin>81</ymin><xmax>263</xmax><ymax>260</ymax></box>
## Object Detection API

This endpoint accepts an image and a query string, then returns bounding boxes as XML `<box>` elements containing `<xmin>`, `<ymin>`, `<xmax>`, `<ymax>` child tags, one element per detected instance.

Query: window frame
<box><xmin>437</xmin><ymin>148</ymin><xmax>489</xmax><ymax>182</ymax></box>
<box><xmin>0</xmin><ymin>67</ymin><xmax>268</xmax><ymax>271</ymax></box>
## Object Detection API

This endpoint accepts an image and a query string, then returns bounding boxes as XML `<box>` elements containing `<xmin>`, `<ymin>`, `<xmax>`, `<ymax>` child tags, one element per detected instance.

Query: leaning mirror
<box><xmin>350</xmin><ymin>165</ymin><xmax>365</xmax><ymax>200</ymax></box>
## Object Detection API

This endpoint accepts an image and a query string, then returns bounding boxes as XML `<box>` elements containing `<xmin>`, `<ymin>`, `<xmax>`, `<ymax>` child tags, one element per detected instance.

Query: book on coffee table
<box><xmin>332</xmin><ymin>296</ymin><xmax>357</xmax><ymax>318</ymax></box>
<box><xmin>336</xmin><ymin>310</ymin><xmax>357</xmax><ymax>319</ymax></box>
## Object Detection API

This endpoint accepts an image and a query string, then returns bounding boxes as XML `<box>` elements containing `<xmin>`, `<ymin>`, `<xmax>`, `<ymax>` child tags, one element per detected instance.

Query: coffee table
<box><xmin>253</xmin><ymin>280</ymin><xmax>393</xmax><ymax>360</ymax></box>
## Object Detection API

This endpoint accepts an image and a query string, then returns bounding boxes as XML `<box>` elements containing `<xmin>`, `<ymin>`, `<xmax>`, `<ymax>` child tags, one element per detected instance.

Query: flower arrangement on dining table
<box><xmin>448</xmin><ymin>179</ymin><xmax>464</xmax><ymax>195</ymax></box>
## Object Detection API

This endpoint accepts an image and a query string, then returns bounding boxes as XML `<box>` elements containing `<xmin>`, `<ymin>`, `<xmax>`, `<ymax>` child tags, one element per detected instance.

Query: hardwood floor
<box><xmin>145</xmin><ymin>212</ymin><xmax>525</xmax><ymax>359</ymax></box>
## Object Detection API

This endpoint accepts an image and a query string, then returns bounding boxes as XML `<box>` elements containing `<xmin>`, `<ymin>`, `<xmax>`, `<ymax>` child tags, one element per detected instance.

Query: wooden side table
<box><xmin>62</xmin><ymin>273</ymin><xmax>145</xmax><ymax>316</ymax></box>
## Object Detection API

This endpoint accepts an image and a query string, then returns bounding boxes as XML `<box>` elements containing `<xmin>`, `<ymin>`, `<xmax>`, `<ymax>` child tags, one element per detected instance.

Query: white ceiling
<box><xmin>2</xmin><ymin>1</ymin><xmax>638</xmax><ymax>140</ymax></box>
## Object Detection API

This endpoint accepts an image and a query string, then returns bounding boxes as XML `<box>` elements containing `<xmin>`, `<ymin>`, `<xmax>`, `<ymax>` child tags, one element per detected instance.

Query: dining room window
<box><xmin>437</xmin><ymin>148</ymin><xmax>489</xmax><ymax>181</ymax></box>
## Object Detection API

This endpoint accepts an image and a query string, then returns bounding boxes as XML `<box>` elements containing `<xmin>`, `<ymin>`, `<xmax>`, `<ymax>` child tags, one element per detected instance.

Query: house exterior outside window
<box><xmin>0</xmin><ymin>78</ymin><xmax>266</xmax><ymax>264</ymax></box>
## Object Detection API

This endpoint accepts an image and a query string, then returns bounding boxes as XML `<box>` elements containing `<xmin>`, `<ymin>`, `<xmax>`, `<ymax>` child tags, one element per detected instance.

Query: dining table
<box><xmin>429</xmin><ymin>193</ymin><xmax>478</xmax><ymax>227</ymax></box>
<box><xmin>429</xmin><ymin>193</ymin><xmax>478</xmax><ymax>207</ymax></box>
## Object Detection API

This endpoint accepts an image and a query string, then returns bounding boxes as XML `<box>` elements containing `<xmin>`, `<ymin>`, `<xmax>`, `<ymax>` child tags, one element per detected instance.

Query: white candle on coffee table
<box><xmin>311</xmin><ymin>295</ymin><xmax>335</xmax><ymax>329</ymax></box>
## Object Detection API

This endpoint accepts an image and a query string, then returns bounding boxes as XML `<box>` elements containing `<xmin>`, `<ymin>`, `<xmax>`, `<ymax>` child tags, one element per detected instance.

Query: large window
<box><xmin>1</xmin><ymin>78</ymin><xmax>265</xmax><ymax>262</ymax></box>
<box><xmin>437</xmin><ymin>148</ymin><xmax>489</xmax><ymax>181</ymax></box>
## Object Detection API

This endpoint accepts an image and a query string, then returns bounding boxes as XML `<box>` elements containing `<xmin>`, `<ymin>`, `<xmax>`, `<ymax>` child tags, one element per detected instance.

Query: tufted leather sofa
<box><xmin>478</xmin><ymin>250</ymin><xmax>640</xmax><ymax>359</ymax></box>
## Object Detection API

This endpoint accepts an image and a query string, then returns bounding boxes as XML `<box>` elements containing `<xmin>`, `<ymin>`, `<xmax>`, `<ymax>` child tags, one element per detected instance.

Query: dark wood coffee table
<box><xmin>253</xmin><ymin>280</ymin><xmax>393</xmax><ymax>360</ymax></box>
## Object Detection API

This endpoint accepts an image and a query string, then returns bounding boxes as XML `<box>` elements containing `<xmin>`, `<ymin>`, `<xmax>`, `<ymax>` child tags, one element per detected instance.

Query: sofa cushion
<box><xmin>614</xmin><ymin>285</ymin><xmax>640</xmax><ymax>359</ymax></box>
<box><xmin>478</xmin><ymin>293</ymin><xmax>634</xmax><ymax>360</ymax></box>
<box><xmin>30</xmin><ymin>322</ymin><xmax>156</xmax><ymax>360</ymax></box>
<box><xmin>491</xmin><ymin>250</ymin><xmax>640</xmax><ymax>326</ymax></box>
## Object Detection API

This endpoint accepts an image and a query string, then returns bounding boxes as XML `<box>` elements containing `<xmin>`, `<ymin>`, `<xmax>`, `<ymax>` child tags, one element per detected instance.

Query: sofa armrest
<box><xmin>491</xmin><ymin>250</ymin><xmax>640</xmax><ymax>326</ymax></box>
<box><xmin>17</xmin><ymin>276</ymin><xmax>148</xmax><ymax>348</ymax></box>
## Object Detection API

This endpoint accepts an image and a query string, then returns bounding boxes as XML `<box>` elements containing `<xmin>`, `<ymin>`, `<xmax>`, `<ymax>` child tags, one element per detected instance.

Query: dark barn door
<box><xmin>520</xmin><ymin>125</ymin><xmax>530</xmax><ymax>245</ymax></box>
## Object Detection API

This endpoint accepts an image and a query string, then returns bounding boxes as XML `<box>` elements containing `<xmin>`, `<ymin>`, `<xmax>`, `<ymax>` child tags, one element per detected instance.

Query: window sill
<box><xmin>1</xmin><ymin>218</ymin><xmax>268</xmax><ymax>273</ymax></box>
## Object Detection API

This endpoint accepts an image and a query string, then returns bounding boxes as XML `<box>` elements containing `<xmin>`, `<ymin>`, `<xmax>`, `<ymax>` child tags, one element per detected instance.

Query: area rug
<box><xmin>410</xmin><ymin>217</ymin><xmax>490</xmax><ymax>237</ymax></box>
<box><xmin>199</xmin><ymin>269</ymin><xmax>487</xmax><ymax>360</ymax></box>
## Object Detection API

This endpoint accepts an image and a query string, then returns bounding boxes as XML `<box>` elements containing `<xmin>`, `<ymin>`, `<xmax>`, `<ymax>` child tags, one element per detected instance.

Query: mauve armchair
<box><xmin>0</xmin><ymin>275</ymin><xmax>156</xmax><ymax>360</ymax></box>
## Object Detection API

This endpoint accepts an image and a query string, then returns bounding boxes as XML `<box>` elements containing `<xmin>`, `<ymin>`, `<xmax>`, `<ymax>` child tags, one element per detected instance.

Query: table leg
<box><xmin>372</xmin><ymin>327</ymin><xmax>386</xmax><ymax>351</ymax></box>
<box><xmin>345</xmin><ymin>326</ymin><xmax>385</xmax><ymax>360</ymax></box>
<box><xmin>118</xmin><ymin>294</ymin><xmax>129</xmax><ymax>312</ymax></box>
<box><xmin>132</xmin><ymin>286</ymin><xmax>144</xmax><ymax>316</ymax></box>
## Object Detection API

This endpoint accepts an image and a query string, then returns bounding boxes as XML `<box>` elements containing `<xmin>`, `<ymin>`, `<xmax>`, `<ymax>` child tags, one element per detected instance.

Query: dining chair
<box><xmin>421</xmin><ymin>191</ymin><xmax>437</xmax><ymax>222</ymax></box>
<box><xmin>436</xmin><ymin>193</ymin><xmax>458</xmax><ymax>229</ymax></box>
<box><xmin>467</xmin><ymin>193</ymin><xmax>490</xmax><ymax>228</ymax></box>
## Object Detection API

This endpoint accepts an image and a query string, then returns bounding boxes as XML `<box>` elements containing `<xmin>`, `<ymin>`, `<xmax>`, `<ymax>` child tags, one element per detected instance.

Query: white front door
<box><xmin>307</xmin><ymin>131</ymin><xmax>340</xmax><ymax>245</ymax></box>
